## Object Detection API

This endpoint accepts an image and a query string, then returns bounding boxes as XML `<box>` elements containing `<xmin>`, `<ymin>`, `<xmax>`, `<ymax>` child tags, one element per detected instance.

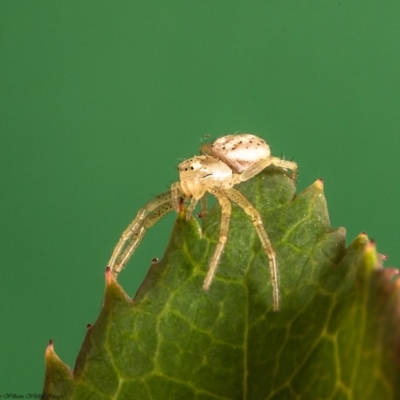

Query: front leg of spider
<box><xmin>108</xmin><ymin>190</ymin><xmax>175</xmax><ymax>277</ymax></box>
<box><xmin>202</xmin><ymin>188</ymin><xmax>232</xmax><ymax>291</ymax></box>
<box><xmin>171</xmin><ymin>182</ymin><xmax>186</xmax><ymax>214</ymax></box>
<box><xmin>226</xmin><ymin>187</ymin><xmax>279</xmax><ymax>311</ymax></box>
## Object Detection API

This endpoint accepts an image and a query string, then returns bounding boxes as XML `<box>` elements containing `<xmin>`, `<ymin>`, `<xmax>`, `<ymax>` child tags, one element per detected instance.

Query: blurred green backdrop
<box><xmin>1</xmin><ymin>1</ymin><xmax>399</xmax><ymax>394</ymax></box>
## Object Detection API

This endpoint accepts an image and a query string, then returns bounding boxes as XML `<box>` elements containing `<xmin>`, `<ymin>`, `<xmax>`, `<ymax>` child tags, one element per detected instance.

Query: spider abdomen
<box><xmin>202</xmin><ymin>133</ymin><xmax>271</xmax><ymax>173</ymax></box>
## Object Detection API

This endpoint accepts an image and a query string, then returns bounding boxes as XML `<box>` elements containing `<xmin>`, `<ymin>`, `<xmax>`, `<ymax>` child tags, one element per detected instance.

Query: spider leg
<box><xmin>186</xmin><ymin>197</ymin><xmax>200</xmax><ymax>221</ymax></box>
<box><xmin>174</xmin><ymin>181</ymin><xmax>206</xmax><ymax>222</ymax></box>
<box><xmin>203</xmin><ymin>189</ymin><xmax>231</xmax><ymax>290</ymax></box>
<box><xmin>226</xmin><ymin>187</ymin><xmax>279</xmax><ymax>311</ymax></box>
<box><xmin>108</xmin><ymin>190</ymin><xmax>174</xmax><ymax>277</ymax></box>
<box><xmin>235</xmin><ymin>157</ymin><xmax>298</xmax><ymax>184</ymax></box>
<box><xmin>171</xmin><ymin>181</ymin><xmax>185</xmax><ymax>212</ymax></box>
<box><xmin>269</xmin><ymin>157</ymin><xmax>298</xmax><ymax>182</ymax></box>
<box><xmin>199</xmin><ymin>195</ymin><xmax>208</xmax><ymax>219</ymax></box>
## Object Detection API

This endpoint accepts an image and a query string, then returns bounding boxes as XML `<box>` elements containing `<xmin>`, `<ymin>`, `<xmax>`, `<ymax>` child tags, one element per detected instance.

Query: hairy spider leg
<box><xmin>226</xmin><ymin>187</ymin><xmax>279</xmax><ymax>311</ymax></box>
<box><xmin>199</xmin><ymin>196</ymin><xmax>208</xmax><ymax>219</ymax></box>
<box><xmin>235</xmin><ymin>157</ymin><xmax>298</xmax><ymax>184</ymax></box>
<box><xmin>171</xmin><ymin>181</ymin><xmax>186</xmax><ymax>212</ymax></box>
<box><xmin>202</xmin><ymin>188</ymin><xmax>232</xmax><ymax>292</ymax></box>
<box><xmin>269</xmin><ymin>157</ymin><xmax>298</xmax><ymax>182</ymax></box>
<box><xmin>108</xmin><ymin>191</ymin><xmax>175</xmax><ymax>277</ymax></box>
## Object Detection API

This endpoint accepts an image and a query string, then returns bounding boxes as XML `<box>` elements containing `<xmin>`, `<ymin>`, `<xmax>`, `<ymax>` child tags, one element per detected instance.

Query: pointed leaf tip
<box><xmin>315</xmin><ymin>177</ymin><xmax>324</xmax><ymax>189</ymax></box>
<box><xmin>45</xmin><ymin>339</ymin><xmax>54</xmax><ymax>356</ymax></box>
<box><xmin>365</xmin><ymin>239</ymin><xmax>376</xmax><ymax>251</ymax></box>
<box><xmin>103</xmin><ymin>264</ymin><xmax>132</xmax><ymax>305</ymax></box>
<box><xmin>42</xmin><ymin>339</ymin><xmax>74</xmax><ymax>399</ymax></box>
<box><xmin>44</xmin><ymin>339</ymin><xmax>65</xmax><ymax>366</ymax></box>
<box><xmin>356</xmin><ymin>231</ymin><xmax>369</xmax><ymax>242</ymax></box>
<box><xmin>105</xmin><ymin>266</ymin><xmax>114</xmax><ymax>285</ymax></box>
<box><xmin>362</xmin><ymin>239</ymin><xmax>380</xmax><ymax>273</ymax></box>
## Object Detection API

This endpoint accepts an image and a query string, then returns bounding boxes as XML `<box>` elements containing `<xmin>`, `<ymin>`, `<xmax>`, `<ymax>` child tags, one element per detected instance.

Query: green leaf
<box><xmin>42</xmin><ymin>340</ymin><xmax>74</xmax><ymax>398</ymax></box>
<box><xmin>42</xmin><ymin>168</ymin><xmax>400</xmax><ymax>399</ymax></box>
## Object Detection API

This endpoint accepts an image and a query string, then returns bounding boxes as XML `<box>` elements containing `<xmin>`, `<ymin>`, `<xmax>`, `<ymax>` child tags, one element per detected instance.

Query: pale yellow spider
<box><xmin>108</xmin><ymin>134</ymin><xmax>297</xmax><ymax>311</ymax></box>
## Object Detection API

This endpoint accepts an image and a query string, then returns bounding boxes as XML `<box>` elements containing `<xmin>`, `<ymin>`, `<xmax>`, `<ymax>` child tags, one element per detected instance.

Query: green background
<box><xmin>1</xmin><ymin>1</ymin><xmax>399</xmax><ymax>395</ymax></box>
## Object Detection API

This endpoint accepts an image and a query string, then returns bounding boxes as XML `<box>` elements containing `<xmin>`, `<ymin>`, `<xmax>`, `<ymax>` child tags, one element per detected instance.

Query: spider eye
<box><xmin>190</xmin><ymin>166</ymin><xmax>194</xmax><ymax>170</ymax></box>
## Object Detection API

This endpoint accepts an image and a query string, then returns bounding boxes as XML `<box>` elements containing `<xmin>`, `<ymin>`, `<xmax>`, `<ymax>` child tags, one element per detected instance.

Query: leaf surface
<box><xmin>42</xmin><ymin>169</ymin><xmax>400</xmax><ymax>399</ymax></box>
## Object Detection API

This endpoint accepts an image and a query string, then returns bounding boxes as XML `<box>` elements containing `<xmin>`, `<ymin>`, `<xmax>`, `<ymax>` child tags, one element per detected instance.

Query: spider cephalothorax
<box><xmin>108</xmin><ymin>133</ymin><xmax>297</xmax><ymax>311</ymax></box>
<box><xmin>176</xmin><ymin>155</ymin><xmax>234</xmax><ymax>198</ymax></box>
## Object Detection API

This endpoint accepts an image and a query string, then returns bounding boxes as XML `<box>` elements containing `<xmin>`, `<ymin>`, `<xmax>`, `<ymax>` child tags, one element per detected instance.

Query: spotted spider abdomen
<box><xmin>203</xmin><ymin>133</ymin><xmax>271</xmax><ymax>173</ymax></box>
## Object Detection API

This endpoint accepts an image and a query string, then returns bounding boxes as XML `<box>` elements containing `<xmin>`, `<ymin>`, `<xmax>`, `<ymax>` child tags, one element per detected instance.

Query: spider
<box><xmin>108</xmin><ymin>134</ymin><xmax>297</xmax><ymax>311</ymax></box>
